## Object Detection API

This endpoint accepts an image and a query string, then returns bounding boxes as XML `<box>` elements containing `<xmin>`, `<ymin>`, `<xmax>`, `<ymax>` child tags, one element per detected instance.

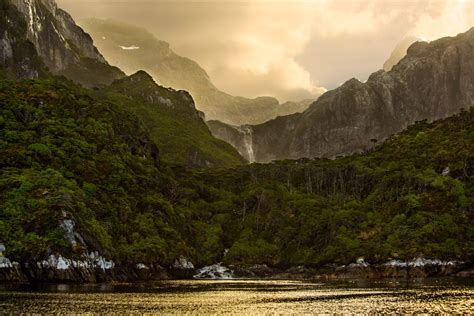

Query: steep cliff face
<box><xmin>224</xmin><ymin>28</ymin><xmax>474</xmax><ymax>162</ymax></box>
<box><xmin>207</xmin><ymin>121</ymin><xmax>256</xmax><ymax>163</ymax></box>
<box><xmin>5</xmin><ymin>0</ymin><xmax>124</xmax><ymax>86</ymax></box>
<box><xmin>80</xmin><ymin>19</ymin><xmax>317</xmax><ymax>125</ymax></box>
<box><xmin>0</xmin><ymin>0</ymin><xmax>46</xmax><ymax>79</ymax></box>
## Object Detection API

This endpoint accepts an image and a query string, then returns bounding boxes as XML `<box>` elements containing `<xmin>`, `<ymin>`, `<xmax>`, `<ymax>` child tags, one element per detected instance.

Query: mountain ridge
<box><xmin>212</xmin><ymin>28</ymin><xmax>474</xmax><ymax>163</ymax></box>
<box><xmin>0</xmin><ymin>0</ymin><xmax>245</xmax><ymax>168</ymax></box>
<box><xmin>80</xmin><ymin>18</ymin><xmax>319</xmax><ymax>125</ymax></box>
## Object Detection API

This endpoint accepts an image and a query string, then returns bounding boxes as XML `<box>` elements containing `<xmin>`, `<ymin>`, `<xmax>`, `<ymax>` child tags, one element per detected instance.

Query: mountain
<box><xmin>79</xmin><ymin>19</ymin><xmax>317</xmax><ymax>125</ymax></box>
<box><xmin>103</xmin><ymin>71</ymin><xmax>246</xmax><ymax>167</ymax></box>
<box><xmin>197</xmin><ymin>108</ymin><xmax>474</xmax><ymax>267</ymax></box>
<box><xmin>214</xmin><ymin>28</ymin><xmax>474</xmax><ymax>163</ymax></box>
<box><xmin>0</xmin><ymin>0</ymin><xmax>472</xmax><ymax>282</ymax></box>
<box><xmin>5</xmin><ymin>0</ymin><xmax>124</xmax><ymax>87</ymax></box>
<box><xmin>0</xmin><ymin>0</ymin><xmax>245</xmax><ymax>168</ymax></box>
<box><xmin>208</xmin><ymin>99</ymin><xmax>313</xmax><ymax>162</ymax></box>
<box><xmin>1</xmin><ymin>75</ymin><xmax>472</xmax><ymax>280</ymax></box>
<box><xmin>383</xmin><ymin>36</ymin><xmax>420</xmax><ymax>71</ymax></box>
<box><xmin>0</xmin><ymin>0</ymin><xmax>46</xmax><ymax>79</ymax></box>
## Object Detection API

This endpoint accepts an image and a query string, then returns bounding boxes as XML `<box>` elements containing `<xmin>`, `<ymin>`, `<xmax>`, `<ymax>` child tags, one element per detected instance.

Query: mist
<box><xmin>57</xmin><ymin>0</ymin><xmax>474</xmax><ymax>102</ymax></box>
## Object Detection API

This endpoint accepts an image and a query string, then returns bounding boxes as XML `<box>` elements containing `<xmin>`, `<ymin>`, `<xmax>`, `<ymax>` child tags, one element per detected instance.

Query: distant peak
<box><xmin>128</xmin><ymin>70</ymin><xmax>155</xmax><ymax>83</ymax></box>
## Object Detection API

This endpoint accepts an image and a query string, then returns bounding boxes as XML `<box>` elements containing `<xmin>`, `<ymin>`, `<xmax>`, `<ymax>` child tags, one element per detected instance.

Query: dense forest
<box><xmin>0</xmin><ymin>76</ymin><xmax>472</xmax><ymax>269</ymax></box>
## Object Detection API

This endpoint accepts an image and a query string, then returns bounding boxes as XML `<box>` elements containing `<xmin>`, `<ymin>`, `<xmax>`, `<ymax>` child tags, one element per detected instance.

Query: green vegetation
<box><xmin>190</xmin><ymin>110</ymin><xmax>474</xmax><ymax>265</ymax></box>
<box><xmin>102</xmin><ymin>71</ymin><xmax>246</xmax><ymax>167</ymax></box>
<box><xmin>0</xmin><ymin>79</ymin><xmax>187</xmax><ymax>264</ymax></box>
<box><xmin>0</xmin><ymin>76</ymin><xmax>472</xmax><ymax>268</ymax></box>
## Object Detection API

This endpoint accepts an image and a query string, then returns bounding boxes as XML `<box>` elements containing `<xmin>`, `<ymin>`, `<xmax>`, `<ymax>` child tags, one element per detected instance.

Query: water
<box><xmin>0</xmin><ymin>278</ymin><xmax>473</xmax><ymax>314</ymax></box>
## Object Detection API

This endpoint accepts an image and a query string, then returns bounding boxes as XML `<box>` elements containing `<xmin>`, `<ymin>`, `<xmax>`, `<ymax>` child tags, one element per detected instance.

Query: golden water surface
<box><xmin>0</xmin><ymin>279</ymin><xmax>473</xmax><ymax>314</ymax></box>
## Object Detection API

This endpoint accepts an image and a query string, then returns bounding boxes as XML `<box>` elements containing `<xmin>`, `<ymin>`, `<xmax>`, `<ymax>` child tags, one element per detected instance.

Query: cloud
<box><xmin>57</xmin><ymin>0</ymin><xmax>474</xmax><ymax>101</ymax></box>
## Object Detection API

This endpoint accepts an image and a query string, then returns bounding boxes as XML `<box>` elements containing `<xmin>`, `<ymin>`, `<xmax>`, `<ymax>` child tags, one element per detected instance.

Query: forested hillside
<box><xmin>188</xmin><ymin>108</ymin><xmax>474</xmax><ymax>266</ymax></box>
<box><xmin>1</xmin><ymin>76</ymin><xmax>472</xmax><ymax>268</ymax></box>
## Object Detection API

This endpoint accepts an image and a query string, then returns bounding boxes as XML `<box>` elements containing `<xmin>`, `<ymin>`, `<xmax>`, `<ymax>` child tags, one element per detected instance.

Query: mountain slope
<box><xmin>103</xmin><ymin>71</ymin><xmax>247</xmax><ymax>167</ymax></box>
<box><xmin>193</xmin><ymin>108</ymin><xmax>474</xmax><ymax>266</ymax></box>
<box><xmin>0</xmin><ymin>77</ymin><xmax>472</xmax><ymax>275</ymax></box>
<box><xmin>0</xmin><ymin>0</ymin><xmax>245</xmax><ymax>168</ymax></box>
<box><xmin>80</xmin><ymin>19</ymin><xmax>317</xmax><ymax>125</ymax></box>
<box><xmin>219</xmin><ymin>28</ymin><xmax>474</xmax><ymax>163</ymax></box>
<box><xmin>0</xmin><ymin>78</ymin><xmax>186</xmax><ymax>265</ymax></box>
<box><xmin>6</xmin><ymin>0</ymin><xmax>124</xmax><ymax>87</ymax></box>
<box><xmin>0</xmin><ymin>0</ymin><xmax>46</xmax><ymax>79</ymax></box>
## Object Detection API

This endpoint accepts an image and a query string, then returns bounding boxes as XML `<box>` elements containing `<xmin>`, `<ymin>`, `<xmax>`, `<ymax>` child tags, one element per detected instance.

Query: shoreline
<box><xmin>1</xmin><ymin>258</ymin><xmax>472</xmax><ymax>284</ymax></box>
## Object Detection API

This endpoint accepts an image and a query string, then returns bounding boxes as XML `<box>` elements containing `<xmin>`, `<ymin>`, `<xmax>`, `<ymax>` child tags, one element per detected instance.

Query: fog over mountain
<box><xmin>58</xmin><ymin>0</ymin><xmax>474</xmax><ymax>100</ymax></box>
<box><xmin>383</xmin><ymin>36</ymin><xmax>421</xmax><ymax>71</ymax></box>
<box><xmin>79</xmin><ymin>19</ymin><xmax>317</xmax><ymax>125</ymax></box>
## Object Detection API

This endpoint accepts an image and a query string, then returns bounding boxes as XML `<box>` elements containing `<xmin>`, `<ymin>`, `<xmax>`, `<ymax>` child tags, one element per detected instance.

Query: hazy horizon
<box><xmin>58</xmin><ymin>0</ymin><xmax>474</xmax><ymax>102</ymax></box>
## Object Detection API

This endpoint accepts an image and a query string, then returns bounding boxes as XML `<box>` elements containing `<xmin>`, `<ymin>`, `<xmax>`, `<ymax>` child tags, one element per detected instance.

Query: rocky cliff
<box><xmin>0</xmin><ymin>0</ymin><xmax>46</xmax><ymax>79</ymax></box>
<box><xmin>80</xmin><ymin>19</ymin><xmax>317</xmax><ymax>125</ymax></box>
<box><xmin>4</xmin><ymin>0</ymin><xmax>124</xmax><ymax>86</ymax></box>
<box><xmin>220</xmin><ymin>28</ymin><xmax>474</xmax><ymax>162</ymax></box>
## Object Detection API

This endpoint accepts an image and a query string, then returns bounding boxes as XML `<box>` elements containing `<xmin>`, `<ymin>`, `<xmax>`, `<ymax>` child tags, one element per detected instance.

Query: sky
<box><xmin>57</xmin><ymin>0</ymin><xmax>474</xmax><ymax>102</ymax></box>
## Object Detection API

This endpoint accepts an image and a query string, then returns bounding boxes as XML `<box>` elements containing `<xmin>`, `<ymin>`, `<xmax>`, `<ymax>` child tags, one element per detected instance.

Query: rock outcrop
<box><xmin>217</xmin><ymin>28</ymin><xmax>474</xmax><ymax>162</ymax></box>
<box><xmin>3</xmin><ymin>0</ymin><xmax>124</xmax><ymax>86</ymax></box>
<box><xmin>169</xmin><ymin>256</ymin><xmax>195</xmax><ymax>279</ymax></box>
<box><xmin>207</xmin><ymin>121</ymin><xmax>256</xmax><ymax>162</ymax></box>
<box><xmin>194</xmin><ymin>263</ymin><xmax>234</xmax><ymax>279</ymax></box>
<box><xmin>0</xmin><ymin>0</ymin><xmax>46</xmax><ymax>79</ymax></box>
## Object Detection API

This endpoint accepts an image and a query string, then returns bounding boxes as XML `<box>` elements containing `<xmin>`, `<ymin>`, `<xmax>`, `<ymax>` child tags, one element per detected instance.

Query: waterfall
<box><xmin>238</xmin><ymin>125</ymin><xmax>255</xmax><ymax>163</ymax></box>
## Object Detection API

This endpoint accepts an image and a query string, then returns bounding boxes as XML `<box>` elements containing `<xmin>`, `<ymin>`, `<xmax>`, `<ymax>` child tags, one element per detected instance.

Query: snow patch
<box><xmin>119</xmin><ymin>45</ymin><xmax>140</xmax><ymax>50</ymax></box>
<box><xmin>194</xmin><ymin>263</ymin><xmax>234</xmax><ymax>279</ymax></box>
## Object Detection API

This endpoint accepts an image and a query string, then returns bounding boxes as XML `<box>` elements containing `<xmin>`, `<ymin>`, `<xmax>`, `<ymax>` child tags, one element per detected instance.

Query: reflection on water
<box><xmin>0</xmin><ymin>278</ymin><xmax>473</xmax><ymax>314</ymax></box>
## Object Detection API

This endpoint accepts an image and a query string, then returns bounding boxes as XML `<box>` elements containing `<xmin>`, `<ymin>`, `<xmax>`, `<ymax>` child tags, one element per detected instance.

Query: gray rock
<box><xmin>5</xmin><ymin>0</ymin><xmax>124</xmax><ymax>86</ymax></box>
<box><xmin>442</xmin><ymin>167</ymin><xmax>451</xmax><ymax>176</ymax></box>
<box><xmin>194</xmin><ymin>263</ymin><xmax>233</xmax><ymax>279</ymax></box>
<box><xmin>216</xmin><ymin>28</ymin><xmax>474</xmax><ymax>163</ymax></box>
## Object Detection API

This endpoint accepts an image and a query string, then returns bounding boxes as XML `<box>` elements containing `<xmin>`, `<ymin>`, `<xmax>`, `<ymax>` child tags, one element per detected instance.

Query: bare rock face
<box><xmin>207</xmin><ymin>121</ymin><xmax>255</xmax><ymax>163</ymax></box>
<box><xmin>0</xmin><ymin>0</ymin><xmax>46</xmax><ymax>79</ymax></box>
<box><xmin>4</xmin><ymin>0</ymin><xmax>124</xmax><ymax>86</ymax></box>
<box><xmin>224</xmin><ymin>28</ymin><xmax>474</xmax><ymax>163</ymax></box>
